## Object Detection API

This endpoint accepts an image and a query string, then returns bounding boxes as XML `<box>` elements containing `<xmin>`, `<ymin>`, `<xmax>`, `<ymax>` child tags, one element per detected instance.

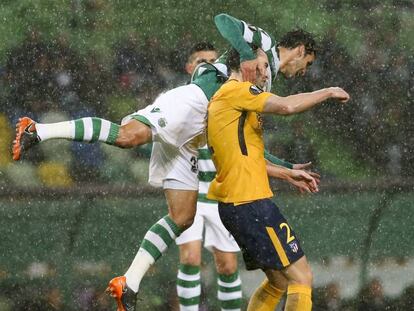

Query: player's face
<box><xmin>255</xmin><ymin>50</ymin><xmax>270</xmax><ymax>89</ymax></box>
<box><xmin>282</xmin><ymin>46</ymin><xmax>315</xmax><ymax>79</ymax></box>
<box><xmin>185</xmin><ymin>50</ymin><xmax>218</xmax><ymax>75</ymax></box>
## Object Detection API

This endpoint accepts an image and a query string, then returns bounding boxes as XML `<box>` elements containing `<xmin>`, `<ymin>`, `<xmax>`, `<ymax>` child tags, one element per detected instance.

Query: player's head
<box><xmin>278</xmin><ymin>29</ymin><xmax>317</xmax><ymax>79</ymax></box>
<box><xmin>185</xmin><ymin>41</ymin><xmax>218</xmax><ymax>75</ymax></box>
<box><xmin>227</xmin><ymin>46</ymin><xmax>270</xmax><ymax>89</ymax></box>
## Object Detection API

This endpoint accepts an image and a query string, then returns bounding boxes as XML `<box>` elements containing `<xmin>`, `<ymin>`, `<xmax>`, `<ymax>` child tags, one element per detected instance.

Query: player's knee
<box><xmin>290</xmin><ymin>266</ymin><xmax>313</xmax><ymax>287</ymax></box>
<box><xmin>117</xmin><ymin>123</ymin><xmax>151</xmax><ymax>148</ymax></box>
<box><xmin>216</xmin><ymin>261</ymin><xmax>237</xmax><ymax>275</ymax></box>
<box><xmin>180</xmin><ymin>217</ymin><xmax>195</xmax><ymax>231</ymax></box>
<box><xmin>180</xmin><ymin>252</ymin><xmax>201</xmax><ymax>266</ymax></box>
<box><xmin>169</xmin><ymin>206</ymin><xmax>196</xmax><ymax>230</ymax></box>
<box><xmin>268</xmin><ymin>277</ymin><xmax>288</xmax><ymax>292</ymax></box>
<box><xmin>301</xmin><ymin>268</ymin><xmax>313</xmax><ymax>286</ymax></box>
<box><xmin>215</xmin><ymin>257</ymin><xmax>238</xmax><ymax>275</ymax></box>
<box><xmin>170</xmin><ymin>213</ymin><xmax>195</xmax><ymax>231</ymax></box>
<box><xmin>116</xmin><ymin>126</ymin><xmax>136</xmax><ymax>148</ymax></box>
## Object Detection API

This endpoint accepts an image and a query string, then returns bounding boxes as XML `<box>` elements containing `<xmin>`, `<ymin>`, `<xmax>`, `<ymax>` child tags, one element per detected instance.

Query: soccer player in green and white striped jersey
<box><xmin>12</xmin><ymin>13</ymin><xmax>343</xmax><ymax>311</ymax></box>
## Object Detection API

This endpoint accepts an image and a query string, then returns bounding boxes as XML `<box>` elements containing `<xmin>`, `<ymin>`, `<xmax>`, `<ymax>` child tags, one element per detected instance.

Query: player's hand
<box><xmin>292</xmin><ymin>162</ymin><xmax>321</xmax><ymax>185</ymax></box>
<box><xmin>289</xmin><ymin>180</ymin><xmax>315</xmax><ymax>194</ymax></box>
<box><xmin>289</xmin><ymin>169</ymin><xmax>319</xmax><ymax>193</ymax></box>
<box><xmin>328</xmin><ymin>87</ymin><xmax>350</xmax><ymax>103</ymax></box>
<box><xmin>292</xmin><ymin>162</ymin><xmax>312</xmax><ymax>170</ymax></box>
<box><xmin>240</xmin><ymin>59</ymin><xmax>258</xmax><ymax>83</ymax></box>
<box><xmin>241</xmin><ymin>49</ymin><xmax>267</xmax><ymax>83</ymax></box>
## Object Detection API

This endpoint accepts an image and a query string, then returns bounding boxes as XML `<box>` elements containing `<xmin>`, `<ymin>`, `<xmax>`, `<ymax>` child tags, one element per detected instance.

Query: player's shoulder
<box><xmin>224</xmin><ymin>80</ymin><xmax>264</xmax><ymax>94</ymax></box>
<box><xmin>191</xmin><ymin>62</ymin><xmax>228</xmax><ymax>82</ymax></box>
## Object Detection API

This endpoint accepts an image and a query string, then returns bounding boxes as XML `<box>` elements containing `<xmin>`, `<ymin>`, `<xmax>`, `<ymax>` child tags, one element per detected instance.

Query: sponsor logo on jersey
<box><xmin>289</xmin><ymin>241</ymin><xmax>299</xmax><ymax>253</ymax></box>
<box><xmin>249</xmin><ymin>85</ymin><xmax>263</xmax><ymax>95</ymax></box>
<box><xmin>158</xmin><ymin>118</ymin><xmax>167</xmax><ymax>128</ymax></box>
<box><xmin>190</xmin><ymin>156</ymin><xmax>198</xmax><ymax>173</ymax></box>
<box><xmin>151</xmin><ymin>107</ymin><xmax>161</xmax><ymax>113</ymax></box>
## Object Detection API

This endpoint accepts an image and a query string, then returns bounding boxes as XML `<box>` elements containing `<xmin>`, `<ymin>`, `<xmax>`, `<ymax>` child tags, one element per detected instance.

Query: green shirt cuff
<box><xmin>264</xmin><ymin>150</ymin><xmax>294</xmax><ymax>169</ymax></box>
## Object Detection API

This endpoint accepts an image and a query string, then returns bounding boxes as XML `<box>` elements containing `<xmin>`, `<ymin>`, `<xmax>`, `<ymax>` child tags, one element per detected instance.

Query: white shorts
<box><xmin>176</xmin><ymin>202</ymin><xmax>240</xmax><ymax>253</ymax></box>
<box><xmin>121</xmin><ymin>84</ymin><xmax>208</xmax><ymax>190</ymax></box>
<box><xmin>150</xmin><ymin>141</ymin><xmax>199</xmax><ymax>190</ymax></box>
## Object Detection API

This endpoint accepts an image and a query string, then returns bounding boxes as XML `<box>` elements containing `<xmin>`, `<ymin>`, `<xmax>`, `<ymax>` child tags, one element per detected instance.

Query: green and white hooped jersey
<box><xmin>191</xmin><ymin>19</ymin><xmax>280</xmax><ymax>99</ymax></box>
<box><xmin>197</xmin><ymin>145</ymin><xmax>217</xmax><ymax>204</ymax></box>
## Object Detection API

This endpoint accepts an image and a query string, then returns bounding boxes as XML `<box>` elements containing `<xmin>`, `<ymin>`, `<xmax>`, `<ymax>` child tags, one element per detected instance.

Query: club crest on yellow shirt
<box><xmin>249</xmin><ymin>85</ymin><xmax>263</xmax><ymax>95</ymax></box>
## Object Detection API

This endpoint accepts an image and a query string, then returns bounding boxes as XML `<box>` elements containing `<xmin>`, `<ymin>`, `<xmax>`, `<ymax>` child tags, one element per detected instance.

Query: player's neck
<box><xmin>228</xmin><ymin>71</ymin><xmax>243</xmax><ymax>82</ymax></box>
<box><xmin>278</xmin><ymin>47</ymin><xmax>295</xmax><ymax>70</ymax></box>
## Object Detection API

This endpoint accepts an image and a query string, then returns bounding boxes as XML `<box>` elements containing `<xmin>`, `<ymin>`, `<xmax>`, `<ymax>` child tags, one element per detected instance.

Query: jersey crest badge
<box><xmin>249</xmin><ymin>85</ymin><xmax>263</xmax><ymax>95</ymax></box>
<box><xmin>158</xmin><ymin>118</ymin><xmax>167</xmax><ymax>128</ymax></box>
<box><xmin>289</xmin><ymin>242</ymin><xmax>299</xmax><ymax>253</ymax></box>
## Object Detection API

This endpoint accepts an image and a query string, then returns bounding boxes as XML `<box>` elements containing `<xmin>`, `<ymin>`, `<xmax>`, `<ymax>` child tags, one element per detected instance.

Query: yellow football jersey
<box><xmin>207</xmin><ymin>79</ymin><xmax>273</xmax><ymax>203</ymax></box>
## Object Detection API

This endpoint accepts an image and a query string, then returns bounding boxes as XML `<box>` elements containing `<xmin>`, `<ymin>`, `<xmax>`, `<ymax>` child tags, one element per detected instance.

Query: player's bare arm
<box><xmin>262</xmin><ymin>87</ymin><xmax>350</xmax><ymax>115</ymax></box>
<box><xmin>266</xmin><ymin>162</ymin><xmax>319</xmax><ymax>193</ymax></box>
<box><xmin>265</xmin><ymin>152</ymin><xmax>321</xmax><ymax>185</ymax></box>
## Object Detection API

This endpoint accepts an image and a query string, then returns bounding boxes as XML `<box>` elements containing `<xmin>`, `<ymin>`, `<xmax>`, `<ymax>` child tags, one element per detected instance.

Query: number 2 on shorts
<box><xmin>279</xmin><ymin>222</ymin><xmax>295</xmax><ymax>243</ymax></box>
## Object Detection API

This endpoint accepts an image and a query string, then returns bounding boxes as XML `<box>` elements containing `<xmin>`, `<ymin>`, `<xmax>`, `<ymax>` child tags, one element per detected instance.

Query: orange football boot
<box><xmin>12</xmin><ymin>117</ymin><xmax>39</xmax><ymax>161</ymax></box>
<box><xmin>106</xmin><ymin>276</ymin><xmax>137</xmax><ymax>311</ymax></box>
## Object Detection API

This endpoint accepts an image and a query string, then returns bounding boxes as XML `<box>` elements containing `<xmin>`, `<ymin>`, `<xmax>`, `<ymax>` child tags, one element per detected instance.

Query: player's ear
<box><xmin>297</xmin><ymin>45</ymin><xmax>305</xmax><ymax>58</ymax></box>
<box><xmin>185</xmin><ymin>62</ymin><xmax>193</xmax><ymax>75</ymax></box>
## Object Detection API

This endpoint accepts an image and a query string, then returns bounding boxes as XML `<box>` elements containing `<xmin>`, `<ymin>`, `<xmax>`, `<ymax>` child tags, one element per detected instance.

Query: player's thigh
<box><xmin>218</xmin><ymin>199</ymin><xmax>305</xmax><ymax>271</ymax></box>
<box><xmin>178</xmin><ymin>240</ymin><xmax>203</xmax><ymax>266</ymax></box>
<box><xmin>164</xmin><ymin>189</ymin><xmax>198</xmax><ymax>228</ymax></box>
<box><xmin>148</xmin><ymin>142</ymin><xmax>199</xmax><ymax>189</ymax></box>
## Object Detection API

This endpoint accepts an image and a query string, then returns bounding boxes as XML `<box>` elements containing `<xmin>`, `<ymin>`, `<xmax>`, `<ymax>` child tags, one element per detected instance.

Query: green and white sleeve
<box><xmin>214</xmin><ymin>13</ymin><xmax>280</xmax><ymax>77</ymax></box>
<box><xmin>264</xmin><ymin>150</ymin><xmax>294</xmax><ymax>169</ymax></box>
<box><xmin>214</xmin><ymin>13</ymin><xmax>256</xmax><ymax>62</ymax></box>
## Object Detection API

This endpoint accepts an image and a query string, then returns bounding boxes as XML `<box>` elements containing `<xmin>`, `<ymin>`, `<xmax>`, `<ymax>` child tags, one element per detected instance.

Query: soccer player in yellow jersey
<box><xmin>207</xmin><ymin>48</ymin><xmax>349</xmax><ymax>311</ymax></box>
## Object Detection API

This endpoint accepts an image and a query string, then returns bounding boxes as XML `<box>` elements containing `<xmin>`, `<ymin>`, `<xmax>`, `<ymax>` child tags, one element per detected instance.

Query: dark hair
<box><xmin>226</xmin><ymin>44</ymin><xmax>259</xmax><ymax>72</ymax></box>
<box><xmin>188</xmin><ymin>41</ymin><xmax>216</xmax><ymax>56</ymax></box>
<box><xmin>278</xmin><ymin>29</ymin><xmax>318</xmax><ymax>55</ymax></box>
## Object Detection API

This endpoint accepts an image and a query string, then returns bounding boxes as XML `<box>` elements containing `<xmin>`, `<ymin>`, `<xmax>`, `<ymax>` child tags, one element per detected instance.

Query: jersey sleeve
<box><xmin>214</xmin><ymin>13</ymin><xmax>256</xmax><ymax>62</ymax></box>
<box><xmin>214</xmin><ymin>13</ymin><xmax>279</xmax><ymax>82</ymax></box>
<box><xmin>231</xmin><ymin>82</ymin><xmax>272</xmax><ymax>112</ymax></box>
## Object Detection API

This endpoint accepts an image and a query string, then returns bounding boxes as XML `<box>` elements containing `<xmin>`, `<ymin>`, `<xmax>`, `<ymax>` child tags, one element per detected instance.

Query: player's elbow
<box><xmin>280</xmin><ymin>104</ymin><xmax>296</xmax><ymax>115</ymax></box>
<box><xmin>275</xmin><ymin>102</ymin><xmax>296</xmax><ymax>116</ymax></box>
<box><xmin>264</xmin><ymin>96</ymin><xmax>295</xmax><ymax>115</ymax></box>
<box><xmin>266</xmin><ymin>103</ymin><xmax>295</xmax><ymax>115</ymax></box>
<box><xmin>214</xmin><ymin>13</ymin><xmax>228</xmax><ymax>23</ymax></box>
<box><xmin>214</xmin><ymin>13</ymin><xmax>233</xmax><ymax>30</ymax></box>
